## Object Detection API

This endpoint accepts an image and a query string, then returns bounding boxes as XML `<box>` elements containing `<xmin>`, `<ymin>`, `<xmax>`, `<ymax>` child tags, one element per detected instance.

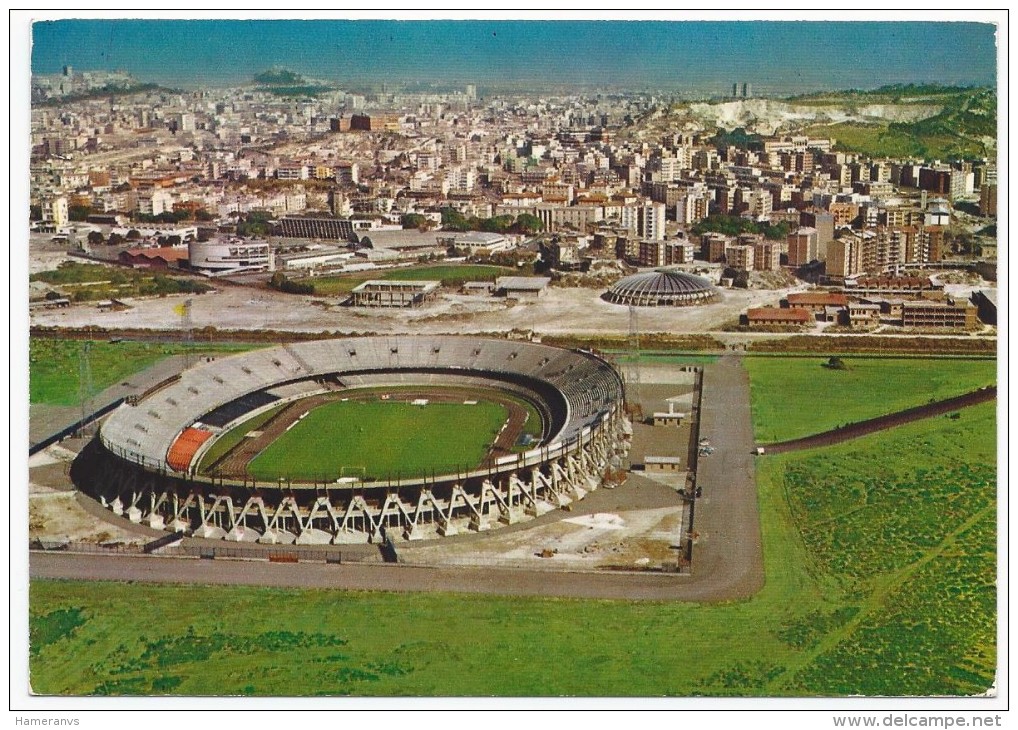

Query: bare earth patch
<box><xmin>30</xmin><ymin>280</ymin><xmax>809</xmax><ymax>337</ymax></box>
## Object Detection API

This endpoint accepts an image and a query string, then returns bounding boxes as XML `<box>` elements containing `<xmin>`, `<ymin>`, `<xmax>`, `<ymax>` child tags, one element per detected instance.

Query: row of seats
<box><xmin>101</xmin><ymin>336</ymin><xmax>623</xmax><ymax>474</ymax></box>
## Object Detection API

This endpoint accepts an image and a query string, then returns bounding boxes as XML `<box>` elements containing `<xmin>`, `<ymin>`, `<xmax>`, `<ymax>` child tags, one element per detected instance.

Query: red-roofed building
<box><xmin>842</xmin><ymin>276</ymin><xmax>943</xmax><ymax>298</ymax></box>
<box><xmin>119</xmin><ymin>247</ymin><xmax>190</xmax><ymax>269</ymax></box>
<box><xmin>785</xmin><ymin>291</ymin><xmax>849</xmax><ymax>313</ymax></box>
<box><xmin>744</xmin><ymin>307</ymin><xmax>812</xmax><ymax>327</ymax></box>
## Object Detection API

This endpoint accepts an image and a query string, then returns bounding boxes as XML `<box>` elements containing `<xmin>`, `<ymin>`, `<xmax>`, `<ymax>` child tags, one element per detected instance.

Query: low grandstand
<box><xmin>86</xmin><ymin>336</ymin><xmax>629</xmax><ymax>544</ymax></box>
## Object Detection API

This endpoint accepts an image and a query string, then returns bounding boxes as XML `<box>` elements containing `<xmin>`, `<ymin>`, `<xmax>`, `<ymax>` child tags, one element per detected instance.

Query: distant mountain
<box><xmin>252</xmin><ymin>68</ymin><xmax>334</xmax><ymax>98</ymax></box>
<box><xmin>253</xmin><ymin>68</ymin><xmax>307</xmax><ymax>86</ymax></box>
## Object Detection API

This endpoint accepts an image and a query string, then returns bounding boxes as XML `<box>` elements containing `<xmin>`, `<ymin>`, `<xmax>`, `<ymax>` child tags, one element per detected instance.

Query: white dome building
<box><xmin>604</xmin><ymin>270</ymin><xmax>720</xmax><ymax>307</ymax></box>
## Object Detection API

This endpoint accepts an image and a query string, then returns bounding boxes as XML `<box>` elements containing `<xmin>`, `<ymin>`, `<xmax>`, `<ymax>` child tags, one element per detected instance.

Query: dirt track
<box><xmin>761</xmin><ymin>386</ymin><xmax>997</xmax><ymax>454</ymax></box>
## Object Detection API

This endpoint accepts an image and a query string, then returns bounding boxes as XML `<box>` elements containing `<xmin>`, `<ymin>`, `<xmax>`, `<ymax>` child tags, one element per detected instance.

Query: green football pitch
<box><xmin>246</xmin><ymin>399</ymin><xmax>509</xmax><ymax>482</ymax></box>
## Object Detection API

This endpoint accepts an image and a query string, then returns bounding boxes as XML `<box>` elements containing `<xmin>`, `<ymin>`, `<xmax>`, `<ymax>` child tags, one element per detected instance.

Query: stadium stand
<box><xmin>201</xmin><ymin>391</ymin><xmax>280</xmax><ymax>429</ymax></box>
<box><xmin>166</xmin><ymin>427</ymin><xmax>214</xmax><ymax>472</ymax></box>
<box><xmin>101</xmin><ymin>336</ymin><xmax>624</xmax><ymax>479</ymax></box>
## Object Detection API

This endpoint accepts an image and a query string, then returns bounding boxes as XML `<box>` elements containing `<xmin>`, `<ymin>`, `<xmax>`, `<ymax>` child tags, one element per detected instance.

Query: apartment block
<box><xmin>725</xmin><ymin>244</ymin><xmax>755</xmax><ymax>271</ymax></box>
<box><xmin>753</xmin><ymin>241</ymin><xmax>781</xmax><ymax>271</ymax></box>
<box><xmin>901</xmin><ymin>300</ymin><xmax>978</xmax><ymax>329</ymax></box>
<box><xmin>786</xmin><ymin>227</ymin><xmax>818</xmax><ymax>267</ymax></box>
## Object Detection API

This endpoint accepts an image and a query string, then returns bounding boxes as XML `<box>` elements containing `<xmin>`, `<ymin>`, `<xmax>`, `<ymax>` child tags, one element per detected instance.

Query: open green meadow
<box><xmin>804</xmin><ymin>122</ymin><xmax>926</xmax><ymax>158</ymax></box>
<box><xmin>29</xmin><ymin>338</ymin><xmax>262</xmax><ymax>406</ymax></box>
<box><xmin>745</xmin><ymin>356</ymin><xmax>996</xmax><ymax>443</ymax></box>
<box><xmin>301</xmin><ymin>264</ymin><xmax>513</xmax><ymax>296</ymax></box>
<box><xmin>247</xmin><ymin>399</ymin><xmax>509</xmax><ymax>481</ymax></box>
<box><xmin>29</xmin><ymin>395</ymin><xmax>996</xmax><ymax>696</ymax></box>
<box><xmin>30</xmin><ymin>262</ymin><xmax>212</xmax><ymax>302</ymax></box>
<box><xmin>795</xmin><ymin>85</ymin><xmax>995</xmax><ymax>159</ymax></box>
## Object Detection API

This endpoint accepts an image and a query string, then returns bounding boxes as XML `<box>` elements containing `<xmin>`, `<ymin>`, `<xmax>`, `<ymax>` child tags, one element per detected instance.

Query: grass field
<box><xmin>795</xmin><ymin>86</ymin><xmax>994</xmax><ymax>159</ymax></box>
<box><xmin>804</xmin><ymin>122</ymin><xmax>927</xmax><ymax>159</ymax></box>
<box><xmin>803</xmin><ymin>119</ymin><xmax>989</xmax><ymax>161</ymax></box>
<box><xmin>246</xmin><ymin>399</ymin><xmax>509</xmax><ymax>481</ymax></box>
<box><xmin>301</xmin><ymin>264</ymin><xmax>513</xmax><ymax>296</ymax></box>
<box><xmin>744</xmin><ymin>356</ymin><xmax>996</xmax><ymax>443</ymax></box>
<box><xmin>28</xmin><ymin>338</ymin><xmax>262</xmax><ymax>406</ymax></box>
<box><xmin>28</xmin><ymin>398</ymin><xmax>996</xmax><ymax>696</ymax></box>
<box><xmin>381</xmin><ymin>265</ymin><xmax>512</xmax><ymax>284</ymax></box>
<box><xmin>30</xmin><ymin>261</ymin><xmax>212</xmax><ymax>302</ymax></box>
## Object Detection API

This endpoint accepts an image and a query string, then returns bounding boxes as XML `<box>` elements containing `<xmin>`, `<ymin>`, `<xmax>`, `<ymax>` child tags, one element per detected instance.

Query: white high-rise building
<box><xmin>641</xmin><ymin>202</ymin><xmax>667</xmax><ymax>240</ymax></box>
<box><xmin>447</xmin><ymin>167</ymin><xmax>476</xmax><ymax>192</ymax></box>
<box><xmin>45</xmin><ymin>196</ymin><xmax>69</xmax><ymax>227</ymax></box>
<box><xmin>620</xmin><ymin>202</ymin><xmax>667</xmax><ymax>241</ymax></box>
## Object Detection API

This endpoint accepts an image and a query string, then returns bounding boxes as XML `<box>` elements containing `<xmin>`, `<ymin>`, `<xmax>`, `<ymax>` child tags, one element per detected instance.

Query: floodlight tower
<box><xmin>77</xmin><ymin>339</ymin><xmax>95</xmax><ymax>438</ymax></box>
<box><xmin>626</xmin><ymin>304</ymin><xmax>642</xmax><ymax>416</ymax></box>
<box><xmin>176</xmin><ymin>299</ymin><xmax>194</xmax><ymax>369</ymax></box>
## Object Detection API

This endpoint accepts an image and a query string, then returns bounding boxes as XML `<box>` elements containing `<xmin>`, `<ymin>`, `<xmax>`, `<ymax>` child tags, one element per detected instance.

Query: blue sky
<box><xmin>31</xmin><ymin>19</ymin><xmax>997</xmax><ymax>93</ymax></box>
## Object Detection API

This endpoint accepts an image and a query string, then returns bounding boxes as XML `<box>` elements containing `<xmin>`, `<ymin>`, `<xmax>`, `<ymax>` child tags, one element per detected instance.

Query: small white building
<box><xmin>495</xmin><ymin>276</ymin><xmax>551</xmax><ymax>299</ymax></box>
<box><xmin>189</xmin><ymin>238</ymin><xmax>271</xmax><ymax>275</ymax></box>
<box><xmin>645</xmin><ymin>456</ymin><xmax>682</xmax><ymax>472</ymax></box>
<box><xmin>441</xmin><ymin>232</ymin><xmax>513</xmax><ymax>255</ymax></box>
<box><xmin>652</xmin><ymin>401</ymin><xmax>687</xmax><ymax>427</ymax></box>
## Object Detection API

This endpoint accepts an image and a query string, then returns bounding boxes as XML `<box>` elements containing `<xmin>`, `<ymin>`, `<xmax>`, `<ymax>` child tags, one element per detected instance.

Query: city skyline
<box><xmin>31</xmin><ymin>19</ymin><xmax>998</xmax><ymax>94</ymax></box>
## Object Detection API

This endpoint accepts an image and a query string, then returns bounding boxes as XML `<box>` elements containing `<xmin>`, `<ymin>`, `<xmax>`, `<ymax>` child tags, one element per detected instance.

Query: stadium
<box><xmin>603</xmin><ymin>270</ymin><xmax>720</xmax><ymax>307</ymax></box>
<box><xmin>82</xmin><ymin>336</ymin><xmax>629</xmax><ymax>544</ymax></box>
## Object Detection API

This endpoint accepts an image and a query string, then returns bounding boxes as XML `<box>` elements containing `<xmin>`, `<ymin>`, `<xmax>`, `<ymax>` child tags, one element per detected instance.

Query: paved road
<box><xmin>29</xmin><ymin>548</ymin><xmax>743</xmax><ymax>601</ymax></box>
<box><xmin>687</xmin><ymin>353</ymin><xmax>765</xmax><ymax>598</ymax></box>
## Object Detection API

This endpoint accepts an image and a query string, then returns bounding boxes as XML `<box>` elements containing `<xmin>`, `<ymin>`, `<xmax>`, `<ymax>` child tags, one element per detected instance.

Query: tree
<box><xmin>479</xmin><ymin>215</ymin><xmax>515</xmax><ymax>234</ymax></box>
<box><xmin>269</xmin><ymin>271</ymin><xmax>315</xmax><ymax>295</ymax></box>
<box><xmin>195</xmin><ymin>209</ymin><xmax>214</xmax><ymax>222</ymax></box>
<box><xmin>236</xmin><ymin>209</ymin><xmax>273</xmax><ymax>237</ymax></box>
<box><xmin>126</xmin><ymin>229</ymin><xmax>141</xmax><ymax>240</ymax></box>
<box><xmin>69</xmin><ymin>204</ymin><xmax>92</xmax><ymax>222</ymax></box>
<box><xmin>761</xmin><ymin>221</ymin><xmax>792</xmax><ymax>241</ymax></box>
<box><xmin>513</xmin><ymin>213</ymin><xmax>544</xmax><ymax>235</ymax></box>
<box><xmin>87</xmin><ymin>231</ymin><xmax>105</xmax><ymax>246</ymax></box>
<box><xmin>30</xmin><ymin>205</ymin><xmax>42</xmax><ymax>221</ymax></box>
<box><xmin>945</xmin><ymin>225</ymin><xmax>975</xmax><ymax>255</ymax></box>
<box><xmin>155</xmin><ymin>210</ymin><xmax>189</xmax><ymax>224</ymax></box>
<box><xmin>722</xmin><ymin>267</ymin><xmax>750</xmax><ymax>288</ymax></box>
<box><xmin>107</xmin><ymin>232</ymin><xmax>125</xmax><ymax>246</ymax></box>
<box><xmin>440</xmin><ymin>207</ymin><xmax>470</xmax><ymax>231</ymax></box>
<box><xmin>401</xmin><ymin>213</ymin><xmax>433</xmax><ymax>230</ymax></box>
<box><xmin>691</xmin><ymin>214</ymin><xmax>791</xmax><ymax>242</ymax></box>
